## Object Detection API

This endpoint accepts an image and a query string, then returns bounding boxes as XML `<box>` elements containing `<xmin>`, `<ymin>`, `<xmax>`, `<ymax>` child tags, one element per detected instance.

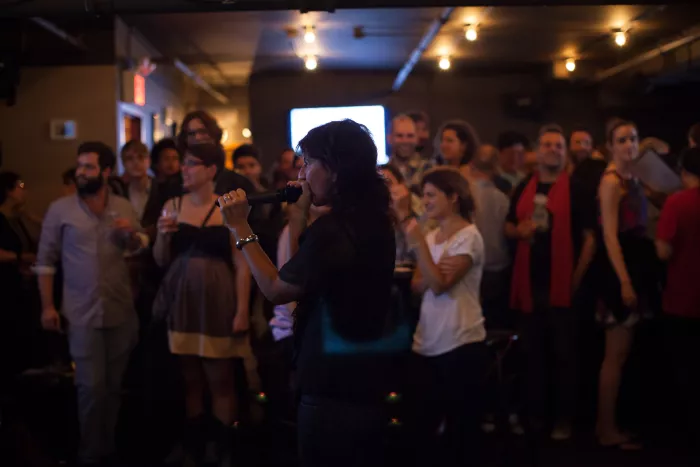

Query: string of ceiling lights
<box><xmin>302</xmin><ymin>22</ymin><xmax>318</xmax><ymax>70</ymax></box>
<box><xmin>438</xmin><ymin>21</ymin><xmax>631</xmax><ymax>74</ymax></box>
<box><xmin>297</xmin><ymin>9</ymin><xmax>644</xmax><ymax>74</ymax></box>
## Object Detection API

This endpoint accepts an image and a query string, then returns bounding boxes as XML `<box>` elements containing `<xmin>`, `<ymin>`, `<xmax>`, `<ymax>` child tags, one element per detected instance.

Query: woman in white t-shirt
<box><xmin>403</xmin><ymin>167</ymin><xmax>487</xmax><ymax>466</ymax></box>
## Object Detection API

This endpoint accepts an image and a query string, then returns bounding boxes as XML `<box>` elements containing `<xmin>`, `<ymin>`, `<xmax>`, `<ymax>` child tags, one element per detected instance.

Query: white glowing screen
<box><xmin>289</xmin><ymin>105</ymin><xmax>388</xmax><ymax>165</ymax></box>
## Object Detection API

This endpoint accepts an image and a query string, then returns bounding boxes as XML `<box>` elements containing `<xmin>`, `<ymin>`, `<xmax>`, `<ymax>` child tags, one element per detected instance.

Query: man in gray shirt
<box><xmin>470</xmin><ymin>144</ymin><xmax>513</xmax><ymax>329</ymax></box>
<box><xmin>36</xmin><ymin>142</ymin><xmax>147</xmax><ymax>466</ymax></box>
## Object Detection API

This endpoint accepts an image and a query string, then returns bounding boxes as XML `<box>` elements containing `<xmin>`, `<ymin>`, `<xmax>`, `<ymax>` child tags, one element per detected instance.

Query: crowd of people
<box><xmin>0</xmin><ymin>109</ymin><xmax>699</xmax><ymax>467</ymax></box>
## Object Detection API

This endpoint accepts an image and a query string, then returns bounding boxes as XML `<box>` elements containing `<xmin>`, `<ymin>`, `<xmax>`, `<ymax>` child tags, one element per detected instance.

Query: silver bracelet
<box><xmin>235</xmin><ymin>234</ymin><xmax>259</xmax><ymax>250</ymax></box>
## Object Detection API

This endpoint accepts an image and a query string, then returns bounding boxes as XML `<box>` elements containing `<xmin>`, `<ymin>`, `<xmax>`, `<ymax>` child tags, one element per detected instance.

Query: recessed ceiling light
<box><xmin>304</xmin><ymin>55</ymin><xmax>318</xmax><ymax>71</ymax></box>
<box><xmin>439</xmin><ymin>56</ymin><xmax>451</xmax><ymax>70</ymax></box>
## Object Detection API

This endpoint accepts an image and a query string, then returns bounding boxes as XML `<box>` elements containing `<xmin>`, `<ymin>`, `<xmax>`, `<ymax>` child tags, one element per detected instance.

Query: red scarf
<box><xmin>510</xmin><ymin>172</ymin><xmax>574</xmax><ymax>313</ymax></box>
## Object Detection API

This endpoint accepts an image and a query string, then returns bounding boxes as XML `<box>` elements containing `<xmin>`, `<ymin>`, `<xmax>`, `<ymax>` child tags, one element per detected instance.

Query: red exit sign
<box><xmin>134</xmin><ymin>74</ymin><xmax>146</xmax><ymax>106</ymax></box>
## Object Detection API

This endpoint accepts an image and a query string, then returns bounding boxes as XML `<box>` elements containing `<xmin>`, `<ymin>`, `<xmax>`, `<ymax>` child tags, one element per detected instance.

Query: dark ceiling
<box><xmin>117</xmin><ymin>5</ymin><xmax>700</xmax><ymax>85</ymax></box>
<box><xmin>2</xmin><ymin>2</ymin><xmax>699</xmax><ymax>90</ymax></box>
<box><xmin>1</xmin><ymin>0</ymin><xmax>695</xmax><ymax>17</ymax></box>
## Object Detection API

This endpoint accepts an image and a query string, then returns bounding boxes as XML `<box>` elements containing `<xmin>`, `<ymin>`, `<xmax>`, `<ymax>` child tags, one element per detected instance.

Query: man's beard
<box><xmin>77</xmin><ymin>176</ymin><xmax>104</xmax><ymax>196</ymax></box>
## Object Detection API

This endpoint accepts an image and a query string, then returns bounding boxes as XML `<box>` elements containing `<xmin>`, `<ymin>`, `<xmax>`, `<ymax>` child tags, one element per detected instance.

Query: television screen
<box><xmin>289</xmin><ymin>105</ymin><xmax>388</xmax><ymax>164</ymax></box>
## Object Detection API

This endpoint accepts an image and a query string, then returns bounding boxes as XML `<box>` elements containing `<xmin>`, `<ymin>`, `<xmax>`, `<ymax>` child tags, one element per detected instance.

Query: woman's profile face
<box><xmin>7</xmin><ymin>179</ymin><xmax>27</xmax><ymax>206</ymax></box>
<box><xmin>422</xmin><ymin>182</ymin><xmax>453</xmax><ymax>220</ymax></box>
<box><xmin>299</xmin><ymin>155</ymin><xmax>333</xmax><ymax>206</ymax></box>
<box><xmin>610</xmin><ymin>125</ymin><xmax>639</xmax><ymax>163</ymax></box>
<box><xmin>440</xmin><ymin>129</ymin><xmax>467</xmax><ymax>165</ymax></box>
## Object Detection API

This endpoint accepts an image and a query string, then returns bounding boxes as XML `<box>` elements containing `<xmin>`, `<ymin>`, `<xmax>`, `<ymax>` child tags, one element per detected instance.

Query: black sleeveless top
<box><xmin>169</xmin><ymin>198</ymin><xmax>233</xmax><ymax>268</ymax></box>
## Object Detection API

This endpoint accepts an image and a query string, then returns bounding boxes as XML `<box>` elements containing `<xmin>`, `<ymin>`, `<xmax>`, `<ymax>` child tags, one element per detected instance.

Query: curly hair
<box><xmin>177</xmin><ymin>110</ymin><xmax>223</xmax><ymax>150</ymax></box>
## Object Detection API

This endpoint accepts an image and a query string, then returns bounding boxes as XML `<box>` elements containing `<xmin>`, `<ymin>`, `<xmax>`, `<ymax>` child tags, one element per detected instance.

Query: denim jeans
<box><xmin>68</xmin><ymin>315</ymin><xmax>138</xmax><ymax>463</ymax></box>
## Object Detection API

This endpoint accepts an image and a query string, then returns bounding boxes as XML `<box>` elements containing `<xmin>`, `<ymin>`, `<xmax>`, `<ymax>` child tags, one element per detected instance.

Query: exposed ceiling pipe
<box><xmin>174</xmin><ymin>59</ymin><xmax>229</xmax><ymax>104</ymax></box>
<box><xmin>392</xmin><ymin>7</ymin><xmax>455</xmax><ymax>92</ymax></box>
<box><xmin>594</xmin><ymin>24</ymin><xmax>700</xmax><ymax>82</ymax></box>
<box><xmin>30</xmin><ymin>17</ymin><xmax>87</xmax><ymax>50</ymax></box>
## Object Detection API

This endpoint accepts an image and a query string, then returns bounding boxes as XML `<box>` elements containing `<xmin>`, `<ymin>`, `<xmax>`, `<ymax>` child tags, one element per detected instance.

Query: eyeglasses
<box><xmin>186</xmin><ymin>128</ymin><xmax>210</xmax><ymax>138</ymax></box>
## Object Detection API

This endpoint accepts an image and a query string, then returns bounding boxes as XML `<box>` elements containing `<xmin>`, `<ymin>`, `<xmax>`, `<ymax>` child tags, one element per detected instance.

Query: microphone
<box><xmin>246</xmin><ymin>185</ymin><xmax>303</xmax><ymax>206</ymax></box>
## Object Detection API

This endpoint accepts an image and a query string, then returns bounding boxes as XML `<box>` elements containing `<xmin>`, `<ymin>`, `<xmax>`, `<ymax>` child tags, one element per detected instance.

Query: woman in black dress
<box><xmin>153</xmin><ymin>144</ymin><xmax>257</xmax><ymax>466</ymax></box>
<box><xmin>596</xmin><ymin>119</ymin><xmax>655</xmax><ymax>449</ymax></box>
<box><xmin>219</xmin><ymin>120</ymin><xmax>398</xmax><ymax>467</ymax></box>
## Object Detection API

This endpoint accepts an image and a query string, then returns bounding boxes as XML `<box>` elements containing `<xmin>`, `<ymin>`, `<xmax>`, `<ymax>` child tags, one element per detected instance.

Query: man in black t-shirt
<box><xmin>569</xmin><ymin>128</ymin><xmax>607</xmax><ymax>198</ymax></box>
<box><xmin>505</xmin><ymin>124</ymin><xmax>597</xmax><ymax>440</ymax></box>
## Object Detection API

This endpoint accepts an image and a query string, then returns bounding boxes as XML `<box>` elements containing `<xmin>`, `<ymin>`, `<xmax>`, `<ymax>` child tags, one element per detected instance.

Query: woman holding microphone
<box><xmin>219</xmin><ymin>119</ymin><xmax>397</xmax><ymax>467</ymax></box>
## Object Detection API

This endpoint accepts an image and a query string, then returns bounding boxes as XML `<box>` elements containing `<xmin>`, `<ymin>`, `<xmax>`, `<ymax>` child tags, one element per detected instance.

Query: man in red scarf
<box><xmin>505</xmin><ymin>124</ymin><xmax>597</xmax><ymax>441</ymax></box>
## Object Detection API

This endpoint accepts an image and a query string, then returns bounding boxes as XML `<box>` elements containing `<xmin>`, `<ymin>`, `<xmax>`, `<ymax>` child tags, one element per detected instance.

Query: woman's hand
<box><xmin>390</xmin><ymin>183</ymin><xmax>411</xmax><ymax>219</ymax></box>
<box><xmin>233</xmin><ymin>312</ymin><xmax>250</xmax><ymax>335</ymax></box>
<box><xmin>621</xmin><ymin>280</ymin><xmax>638</xmax><ymax>309</ymax></box>
<box><xmin>403</xmin><ymin>218</ymin><xmax>424</xmax><ymax>249</ymax></box>
<box><xmin>286</xmin><ymin>180</ymin><xmax>312</xmax><ymax>221</ymax></box>
<box><xmin>219</xmin><ymin>189</ymin><xmax>252</xmax><ymax>230</ymax></box>
<box><xmin>157</xmin><ymin>215</ymin><xmax>179</xmax><ymax>235</ymax></box>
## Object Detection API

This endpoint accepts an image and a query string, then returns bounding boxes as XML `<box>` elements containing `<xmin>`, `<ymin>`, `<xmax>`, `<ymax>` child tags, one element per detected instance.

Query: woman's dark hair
<box><xmin>379</xmin><ymin>163</ymin><xmax>406</xmax><ymax>185</ymax></box>
<box><xmin>421</xmin><ymin>167</ymin><xmax>474</xmax><ymax>221</ymax></box>
<box><xmin>0</xmin><ymin>171</ymin><xmax>21</xmax><ymax>205</ymax></box>
<box><xmin>185</xmin><ymin>143</ymin><xmax>225</xmax><ymax>171</ymax></box>
<box><xmin>177</xmin><ymin>110</ymin><xmax>223</xmax><ymax>150</ymax></box>
<box><xmin>297</xmin><ymin>119</ymin><xmax>392</xmax><ymax>221</ymax></box>
<box><xmin>151</xmin><ymin>138</ymin><xmax>181</xmax><ymax>172</ymax></box>
<box><xmin>435</xmin><ymin>120</ymin><xmax>480</xmax><ymax>166</ymax></box>
<box><xmin>606</xmin><ymin>117</ymin><xmax>637</xmax><ymax>144</ymax></box>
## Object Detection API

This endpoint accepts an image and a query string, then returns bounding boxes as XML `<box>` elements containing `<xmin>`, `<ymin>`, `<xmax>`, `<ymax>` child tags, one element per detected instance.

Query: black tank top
<box><xmin>170</xmin><ymin>198</ymin><xmax>233</xmax><ymax>267</ymax></box>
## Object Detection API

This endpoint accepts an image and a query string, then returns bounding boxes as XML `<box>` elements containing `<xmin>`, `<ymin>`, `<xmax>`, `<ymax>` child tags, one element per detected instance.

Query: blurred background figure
<box><xmin>233</xmin><ymin>144</ymin><xmax>269</xmax><ymax>193</ymax></box>
<box><xmin>151</xmin><ymin>138</ymin><xmax>181</xmax><ymax>184</ymax></box>
<box><xmin>688</xmin><ymin>122</ymin><xmax>699</xmax><ymax>149</ymax></box>
<box><xmin>497</xmin><ymin>131</ymin><xmax>528</xmax><ymax>187</ymax></box>
<box><xmin>434</xmin><ymin>120</ymin><xmax>480</xmax><ymax>171</ymax></box>
<box><xmin>271</xmin><ymin>148</ymin><xmax>301</xmax><ymax>190</ymax></box>
<box><xmin>407</xmin><ymin>110</ymin><xmax>432</xmax><ymax>160</ymax></box>
<box><xmin>0</xmin><ymin>171</ymin><xmax>44</xmax><ymax>387</ymax></box>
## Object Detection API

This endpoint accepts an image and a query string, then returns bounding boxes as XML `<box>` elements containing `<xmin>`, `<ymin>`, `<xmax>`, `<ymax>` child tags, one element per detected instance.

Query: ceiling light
<box><xmin>614</xmin><ymin>30</ymin><xmax>627</xmax><ymax>47</ymax></box>
<box><xmin>465</xmin><ymin>25</ymin><xmax>478</xmax><ymax>42</ymax></box>
<box><xmin>303</xmin><ymin>26</ymin><xmax>316</xmax><ymax>44</ymax></box>
<box><xmin>439</xmin><ymin>56</ymin><xmax>451</xmax><ymax>71</ymax></box>
<box><xmin>242</xmin><ymin>128</ymin><xmax>252</xmax><ymax>139</ymax></box>
<box><xmin>565</xmin><ymin>58</ymin><xmax>576</xmax><ymax>72</ymax></box>
<box><xmin>304</xmin><ymin>55</ymin><xmax>318</xmax><ymax>71</ymax></box>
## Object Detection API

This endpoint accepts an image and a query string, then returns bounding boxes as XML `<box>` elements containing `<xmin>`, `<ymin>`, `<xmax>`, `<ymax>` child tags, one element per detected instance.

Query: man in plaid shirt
<box><xmin>387</xmin><ymin>114</ymin><xmax>433</xmax><ymax>196</ymax></box>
